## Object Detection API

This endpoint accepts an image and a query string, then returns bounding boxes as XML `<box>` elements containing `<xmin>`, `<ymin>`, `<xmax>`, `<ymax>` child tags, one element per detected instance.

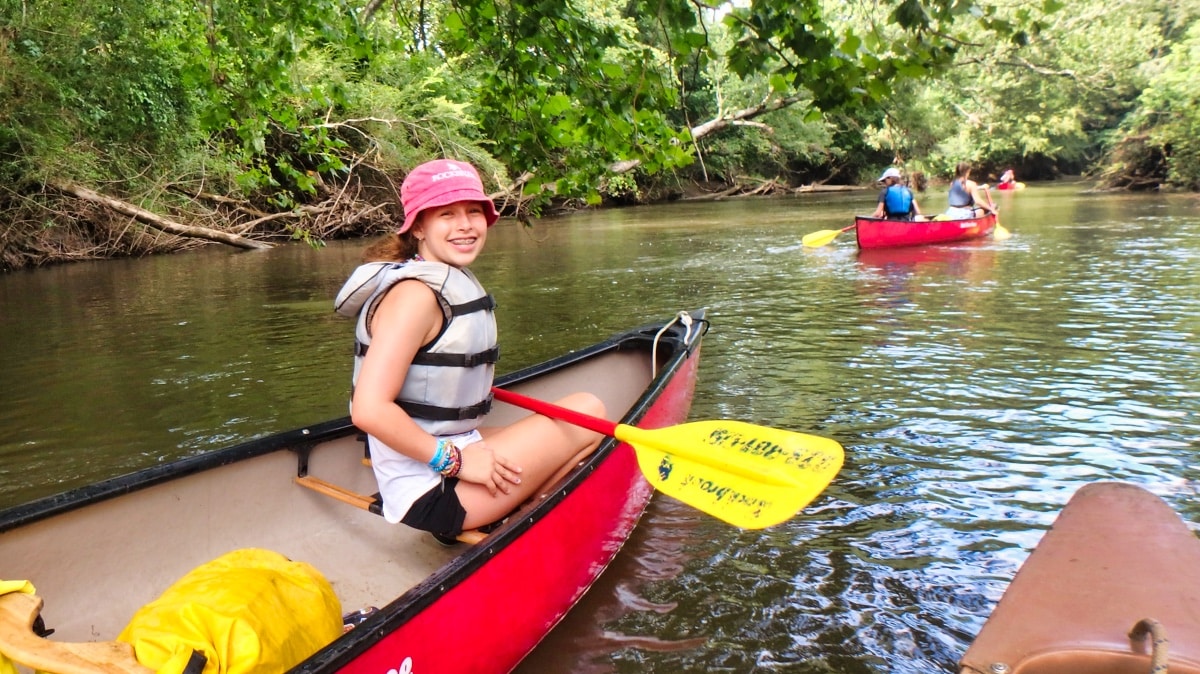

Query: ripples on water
<box><xmin>523</xmin><ymin>188</ymin><xmax>1200</xmax><ymax>673</ymax></box>
<box><xmin>3</xmin><ymin>185</ymin><xmax>1199</xmax><ymax>673</ymax></box>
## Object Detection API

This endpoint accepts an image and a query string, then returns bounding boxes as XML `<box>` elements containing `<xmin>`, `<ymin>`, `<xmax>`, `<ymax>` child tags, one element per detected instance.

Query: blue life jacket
<box><xmin>884</xmin><ymin>185</ymin><xmax>914</xmax><ymax>216</ymax></box>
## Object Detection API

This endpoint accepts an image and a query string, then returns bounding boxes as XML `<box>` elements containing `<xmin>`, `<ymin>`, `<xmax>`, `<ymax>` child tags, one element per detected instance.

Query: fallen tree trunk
<box><xmin>54</xmin><ymin>182</ymin><xmax>272</xmax><ymax>250</ymax></box>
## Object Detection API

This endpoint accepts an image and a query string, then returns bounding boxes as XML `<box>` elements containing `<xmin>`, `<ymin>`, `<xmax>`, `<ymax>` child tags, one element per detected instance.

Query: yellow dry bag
<box><xmin>118</xmin><ymin>549</ymin><xmax>341</xmax><ymax>674</ymax></box>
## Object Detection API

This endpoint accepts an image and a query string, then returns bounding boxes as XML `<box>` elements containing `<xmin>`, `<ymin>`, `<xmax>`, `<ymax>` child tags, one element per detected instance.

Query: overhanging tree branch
<box><xmin>610</xmin><ymin>93</ymin><xmax>808</xmax><ymax>174</ymax></box>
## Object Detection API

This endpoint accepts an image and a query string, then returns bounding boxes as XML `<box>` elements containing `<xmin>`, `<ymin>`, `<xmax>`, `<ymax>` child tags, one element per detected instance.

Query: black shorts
<box><xmin>400</xmin><ymin>478</ymin><xmax>467</xmax><ymax>537</ymax></box>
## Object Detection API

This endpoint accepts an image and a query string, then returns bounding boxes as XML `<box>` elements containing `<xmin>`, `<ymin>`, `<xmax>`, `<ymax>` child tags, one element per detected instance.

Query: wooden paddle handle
<box><xmin>0</xmin><ymin>592</ymin><xmax>152</xmax><ymax>673</ymax></box>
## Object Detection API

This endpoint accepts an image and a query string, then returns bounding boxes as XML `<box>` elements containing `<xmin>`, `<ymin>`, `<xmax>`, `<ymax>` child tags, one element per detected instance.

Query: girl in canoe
<box><xmin>945</xmin><ymin>162</ymin><xmax>997</xmax><ymax>219</ymax></box>
<box><xmin>334</xmin><ymin>159</ymin><xmax>604</xmax><ymax>541</ymax></box>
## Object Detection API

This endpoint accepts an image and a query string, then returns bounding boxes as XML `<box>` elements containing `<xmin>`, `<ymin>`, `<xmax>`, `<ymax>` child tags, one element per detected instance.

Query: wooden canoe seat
<box><xmin>293</xmin><ymin>475</ymin><xmax>486</xmax><ymax>545</ymax></box>
<box><xmin>0</xmin><ymin>591</ymin><xmax>152</xmax><ymax>673</ymax></box>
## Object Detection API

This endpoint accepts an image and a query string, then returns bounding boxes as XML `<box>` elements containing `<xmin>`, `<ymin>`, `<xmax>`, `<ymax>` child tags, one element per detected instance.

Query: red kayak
<box><xmin>854</xmin><ymin>213</ymin><xmax>996</xmax><ymax>249</ymax></box>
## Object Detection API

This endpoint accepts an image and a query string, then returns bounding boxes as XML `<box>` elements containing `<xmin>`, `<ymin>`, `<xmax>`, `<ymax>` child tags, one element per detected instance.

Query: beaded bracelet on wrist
<box><xmin>439</xmin><ymin>445</ymin><xmax>462</xmax><ymax>478</ymax></box>
<box><xmin>429</xmin><ymin>438</ymin><xmax>452</xmax><ymax>473</ymax></box>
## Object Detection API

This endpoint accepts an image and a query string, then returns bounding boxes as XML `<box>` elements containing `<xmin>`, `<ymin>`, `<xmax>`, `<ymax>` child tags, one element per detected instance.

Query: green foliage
<box><xmin>335</xmin><ymin>47</ymin><xmax>504</xmax><ymax>185</ymax></box>
<box><xmin>601</xmin><ymin>171</ymin><xmax>640</xmax><ymax>201</ymax></box>
<box><xmin>1122</xmin><ymin>20</ymin><xmax>1200</xmax><ymax>188</ymax></box>
<box><xmin>437</xmin><ymin>0</ymin><xmax>694</xmax><ymax>210</ymax></box>
<box><xmin>6</xmin><ymin>0</ymin><xmax>1200</xmax><ymax>263</ymax></box>
<box><xmin>0</xmin><ymin>1</ymin><xmax>197</xmax><ymax>186</ymax></box>
<box><xmin>178</xmin><ymin>0</ymin><xmax>374</xmax><ymax>204</ymax></box>
<box><xmin>854</xmin><ymin>0</ymin><xmax>1198</xmax><ymax>181</ymax></box>
<box><xmin>718</xmin><ymin>0</ymin><xmax>1045</xmax><ymax>113</ymax></box>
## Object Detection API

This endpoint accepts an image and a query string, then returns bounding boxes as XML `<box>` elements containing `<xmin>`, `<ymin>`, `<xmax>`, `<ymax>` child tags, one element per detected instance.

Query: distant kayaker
<box><xmin>335</xmin><ymin>159</ymin><xmax>604</xmax><ymax>544</ymax></box>
<box><xmin>871</xmin><ymin>167</ymin><xmax>924</xmax><ymax>221</ymax></box>
<box><xmin>997</xmin><ymin>169</ymin><xmax>1017</xmax><ymax>190</ymax></box>
<box><xmin>945</xmin><ymin>162</ymin><xmax>997</xmax><ymax>219</ymax></box>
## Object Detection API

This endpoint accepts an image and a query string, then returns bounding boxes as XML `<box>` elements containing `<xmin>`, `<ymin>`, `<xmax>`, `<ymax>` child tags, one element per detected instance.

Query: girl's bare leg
<box><xmin>457</xmin><ymin>392</ymin><xmax>605</xmax><ymax>529</ymax></box>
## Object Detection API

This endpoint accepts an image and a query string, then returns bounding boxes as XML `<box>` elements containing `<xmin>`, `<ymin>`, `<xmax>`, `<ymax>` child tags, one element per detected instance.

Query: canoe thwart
<box><xmin>0</xmin><ymin>592</ymin><xmax>151</xmax><ymax>674</ymax></box>
<box><xmin>294</xmin><ymin>475</ymin><xmax>382</xmax><ymax>514</ymax></box>
<box><xmin>293</xmin><ymin>475</ymin><xmax>486</xmax><ymax>545</ymax></box>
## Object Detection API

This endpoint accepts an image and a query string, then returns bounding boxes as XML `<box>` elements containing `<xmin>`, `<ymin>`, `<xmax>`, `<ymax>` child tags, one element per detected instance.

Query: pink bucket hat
<box><xmin>399</xmin><ymin>159</ymin><xmax>500</xmax><ymax>234</ymax></box>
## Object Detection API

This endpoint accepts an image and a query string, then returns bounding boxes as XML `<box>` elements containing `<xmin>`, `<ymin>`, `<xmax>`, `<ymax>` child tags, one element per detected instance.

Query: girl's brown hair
<box><xmin>362</xmin><ymin>230</ymin><xmax>419</xmax><ymax>263</ymax></box>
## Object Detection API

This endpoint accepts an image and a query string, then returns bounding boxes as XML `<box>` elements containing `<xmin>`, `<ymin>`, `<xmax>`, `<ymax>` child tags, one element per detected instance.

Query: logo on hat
<box><xmin>429</xmin><ymin>162</ymin><xmax>477</xmax><ymax>183</ymax></box>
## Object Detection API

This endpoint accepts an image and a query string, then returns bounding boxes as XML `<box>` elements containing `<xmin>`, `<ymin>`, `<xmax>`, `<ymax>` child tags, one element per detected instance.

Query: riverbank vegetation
<box><xmin>2</xmin><ymin>0</ymin><xmax>1198</xmax><ymax>269</ymax></box>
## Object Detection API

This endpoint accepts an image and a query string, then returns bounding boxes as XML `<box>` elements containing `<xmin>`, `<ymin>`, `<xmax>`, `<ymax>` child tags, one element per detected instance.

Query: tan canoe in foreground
<box><xmin>959</xmin><ymin>481</ymin><xmax>1200</xmax><ymax>674</ymax></box>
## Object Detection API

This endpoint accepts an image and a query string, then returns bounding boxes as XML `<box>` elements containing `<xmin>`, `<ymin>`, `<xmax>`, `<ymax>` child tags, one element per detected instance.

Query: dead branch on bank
<box><xmin>168</xmin><ymin>187</ymin><xmax>272</xmax><ymax>219</ymax></box>
<box><xmin>681</xmin><ymin>176</ymin><xmax>794</xmax><ymax>201</ymax></box>
<box><xmin>682</xmin><ymin>183</ymin><xmax>747</xmax><ymax>201</ymax></box>
<box><xmin>794</xmin><ymin>184</ymin><xmax>869</xmax><ymax>193</ymax></box>
<box><xmin>52</xmin><ymin>182</ymin><xmax>272</xmax><ymax>250</ymax></box>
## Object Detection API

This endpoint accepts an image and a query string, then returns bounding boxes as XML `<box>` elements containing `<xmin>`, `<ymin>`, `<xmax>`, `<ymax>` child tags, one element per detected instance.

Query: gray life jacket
<box><xmin>334</xmin><ymin>260</ymin><xmax>498</xmax><ymax>436</ymax></box>
<box><xmin>948</xmin><ymin>178</ymin><xmax>975</xmax><ymax>208</ymax></box>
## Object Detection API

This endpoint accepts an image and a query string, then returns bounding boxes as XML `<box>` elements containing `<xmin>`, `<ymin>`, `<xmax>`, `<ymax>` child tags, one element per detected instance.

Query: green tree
<box><xmin>856</xmin><ymin>0</ymin><xmax>1200</xmax><ymax>182</ymax></box>
<box><xmin>1103</xmin><ymin>16</ymin><xmax>1200</xmax><ymax>188</ymax></box>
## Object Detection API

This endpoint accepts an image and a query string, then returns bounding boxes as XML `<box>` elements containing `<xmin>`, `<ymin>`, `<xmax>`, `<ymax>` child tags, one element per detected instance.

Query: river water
<box><xmin>2</xmin><ymin>182</ymin><xmax>1199</xmax><ymax>672</ymax></box>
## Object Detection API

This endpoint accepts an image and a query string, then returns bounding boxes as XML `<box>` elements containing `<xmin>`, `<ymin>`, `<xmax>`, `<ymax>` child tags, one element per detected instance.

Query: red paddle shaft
<box><xmin>491</xmin><ymin>387</ymin><xmax>618</xmax><ymax>436</ymax></box>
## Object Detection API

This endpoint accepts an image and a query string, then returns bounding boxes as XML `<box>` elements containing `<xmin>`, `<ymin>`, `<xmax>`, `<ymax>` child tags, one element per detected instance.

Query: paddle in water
<box><xmin>802</xmin><ymin>224</ymin><xmax>855</xmax><ymax>248</ymax></box>
<box><xmin>980</xmin><ymin>185</ymin><xmax>1011</xmax><ymax>240</ymax></box>
<box><xmin>491</xmin><ymin>387</ymin><xmax>844</xmax><ymax>529</ymax></box>
<box><xmin>992</xmin><ymin>212</ymin><xmax>1011</xmax><ymax>240</ymax></box>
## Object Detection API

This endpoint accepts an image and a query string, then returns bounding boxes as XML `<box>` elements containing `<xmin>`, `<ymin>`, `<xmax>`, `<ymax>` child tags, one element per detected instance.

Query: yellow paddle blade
<box><xmin>993</xmin><ymin>213</ymin><xmax>1011</xmax><ymax>241</ymax></box>
<box><xmin>801</xmin><ymin>229</ymin><xmax>844</xmax><ymax>248</ymax></box>
<box><xmin>616</xmin><ymin>421</ymin><xmax>844</xmax><ymax>529</ymax></box>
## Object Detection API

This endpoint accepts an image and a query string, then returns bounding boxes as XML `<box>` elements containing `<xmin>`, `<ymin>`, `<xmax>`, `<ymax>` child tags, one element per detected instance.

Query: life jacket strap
<box><xmin>399</xmin><ymin>395</ymin><xmax>493</xmax><ymax>422</ymax></box>
<box><xmin>354</xmin><ymin>342</ymin><xmax>498</xmax><ymax>367</ymax></box>
<box><xmin>450</xmin><ymin>294</ymin><xmax>496</xmax><ymax>316</ymax></box>
<box><xmin>413</xmin><ymin>346</ymin><xmax>499</xmax><ymax>367</ymax></box>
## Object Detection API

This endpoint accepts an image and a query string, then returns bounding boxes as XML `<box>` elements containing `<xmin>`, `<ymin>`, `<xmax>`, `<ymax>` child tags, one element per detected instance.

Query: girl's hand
<box><xmin>458</xmin><ymin>441</ymin><xmax>523</xmax><ymax>496</ymax></box>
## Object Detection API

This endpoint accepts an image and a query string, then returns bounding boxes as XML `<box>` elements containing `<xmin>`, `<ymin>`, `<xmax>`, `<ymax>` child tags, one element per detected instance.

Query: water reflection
<box><xmin>2</xmin><ymin>184</ymin><xmax>1199</xmax><ymax>673</ymax></box>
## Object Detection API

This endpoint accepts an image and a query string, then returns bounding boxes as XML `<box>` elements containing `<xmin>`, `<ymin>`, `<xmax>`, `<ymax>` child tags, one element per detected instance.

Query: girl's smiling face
<box><xmin>413</xmin><ymin>200</ymin><xmax>490</xmax><ymax>267</ymax></box>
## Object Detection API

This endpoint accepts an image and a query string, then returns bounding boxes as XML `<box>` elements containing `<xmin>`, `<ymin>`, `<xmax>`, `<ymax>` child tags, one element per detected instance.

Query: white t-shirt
<box><xmin>368</xmin><ymin>429</ymin><xmax>483</xmax><ymax>523</ymax></box>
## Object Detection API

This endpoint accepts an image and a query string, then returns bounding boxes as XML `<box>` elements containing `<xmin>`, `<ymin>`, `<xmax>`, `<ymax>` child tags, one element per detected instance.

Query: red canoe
<box><xmin>959</xmin><ymin>482</ymin><xmax>1200</xmax><ymax>674</ymax></box>
<box><xmin>995</xmin><ymin>181</ymin><xmax>1026</xmax><ymax>191</ymax></box>
<box><xmin>0</xmin><ymin>311</ymin><xmax>709</xmax><ymax>674</ymax></box>
<box><xmin>855</xmin><ymin>213</ymin><xmax>996</xmax><ymax>249</ymax></box>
